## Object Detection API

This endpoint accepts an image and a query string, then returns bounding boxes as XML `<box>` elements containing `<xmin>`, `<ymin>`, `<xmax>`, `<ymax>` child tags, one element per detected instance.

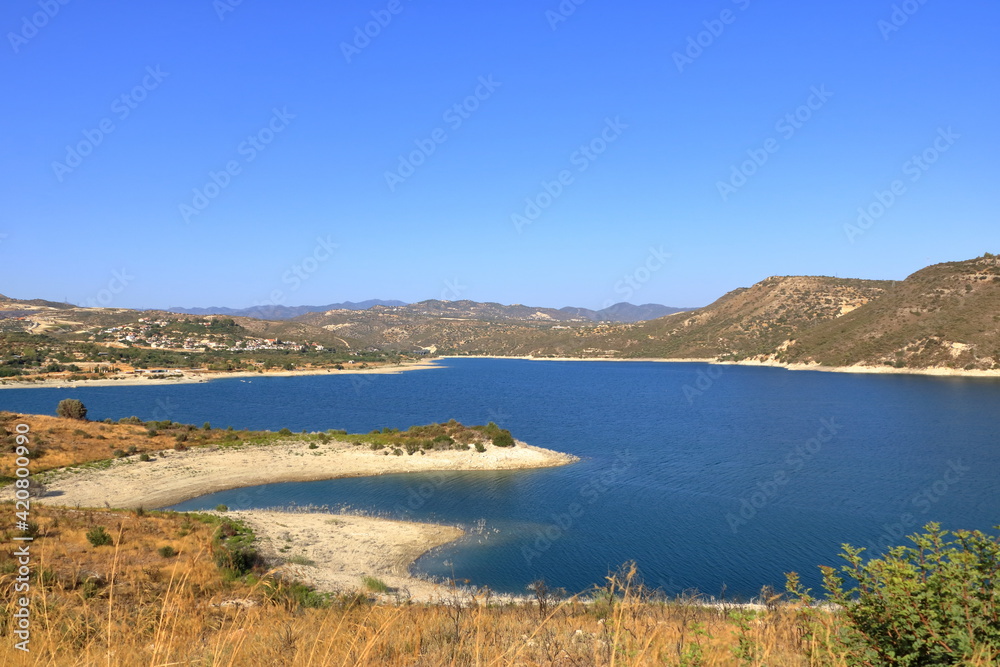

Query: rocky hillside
<box><xmin>783</xmin><ymin>255</ymin><xmax>1000</xmax><ymax>369</ymax></box>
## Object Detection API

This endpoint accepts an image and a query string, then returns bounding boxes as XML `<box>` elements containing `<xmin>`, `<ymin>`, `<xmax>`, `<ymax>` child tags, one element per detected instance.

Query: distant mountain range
<box><xmin>166</xmin><ymin>300</ymin><xmax>407</xmax><ymax>320</ymax></box>
<box><xmin>4</xmin><ymin>254</ymin><xmax>998</xmax><ymax>370</ymax></box>
<box><xmin>166</xmin><ymin>300</ymin><xmax>690</xmax><ymax>323</ymax></box>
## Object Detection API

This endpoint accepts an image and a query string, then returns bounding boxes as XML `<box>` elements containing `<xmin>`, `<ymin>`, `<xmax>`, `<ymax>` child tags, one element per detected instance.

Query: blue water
<box><xmin>3</xmin><ymin>358</ymin><xmax>998</xmax><ymax>599</ymax></box>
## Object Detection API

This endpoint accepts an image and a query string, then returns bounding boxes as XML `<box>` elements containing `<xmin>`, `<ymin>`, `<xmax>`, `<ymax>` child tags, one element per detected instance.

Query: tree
<box><xmin>56</xmin><ymin>398</ymin><xmax>88</xmax><ymax>420</ymax></box>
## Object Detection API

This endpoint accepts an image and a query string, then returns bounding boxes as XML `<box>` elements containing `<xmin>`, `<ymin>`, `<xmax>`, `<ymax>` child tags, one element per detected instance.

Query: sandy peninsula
<box><xmin>24</xmin><ymin>437</ymin><xmax>576</xmax><ymax>601</ymax></box>
<box><xmin>232</xmin><ymin>510</ymin><xmax>466</xmax><ymax>601</ymax></box>
<box><xmin>35</xmin><ymin>436</ymin><xmax>576</xmax><ymax>509</ymax></box>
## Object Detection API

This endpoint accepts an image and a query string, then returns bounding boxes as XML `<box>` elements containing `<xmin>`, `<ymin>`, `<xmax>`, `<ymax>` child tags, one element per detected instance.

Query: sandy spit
<box><xmin>31</xmin><ymin>438</ymin><xmax>577</xmax><ymax>510</ymax></box>
<box><xmin>231</xmin><ymin>510</ymin><xmax>466</xmax><ymax>602</ymax></box>
<box><xmin>17</xmin><ymin>438</ymin><xmax>577</xmax><ymax>603</ymax></box>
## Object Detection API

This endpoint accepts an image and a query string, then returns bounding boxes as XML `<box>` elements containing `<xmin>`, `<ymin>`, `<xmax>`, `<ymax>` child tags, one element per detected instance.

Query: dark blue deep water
<box><xmin>3</xmin><ymin>358</ymin><xmax>998</xmax><ymax>599</ymax></box>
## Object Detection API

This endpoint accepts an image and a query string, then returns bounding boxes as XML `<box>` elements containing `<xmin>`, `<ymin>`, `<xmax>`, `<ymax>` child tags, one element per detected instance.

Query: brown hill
<box><xmin>783</xmin><ymin>254</ymin><xmax>1000</xmax><ymax>369</ymax></box>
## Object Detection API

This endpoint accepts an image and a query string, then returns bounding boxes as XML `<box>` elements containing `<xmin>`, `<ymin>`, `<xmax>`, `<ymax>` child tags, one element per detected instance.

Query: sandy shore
<box><xmin>440</xmin><ymin>355</ymin><xmax>1000</xmax><ymax>378</ymax></box>
<box><xmin>17</xmin><ymin>436</ymin><xmax>576</xmax><ymax>602</ymax></box>
<box><xmin>0</xmin><ymin>358</ymin><xmax>443</xmax><ymax>390</ymax></box>
<box><xmin>32</xmin><ymin>436</ymin><xmax>577</xmax><ymax>510</ymax></box>
<box><xmin>232</xmin><ymin>510</ymin><xmax>465</xmax><ymax>601</ymax></box>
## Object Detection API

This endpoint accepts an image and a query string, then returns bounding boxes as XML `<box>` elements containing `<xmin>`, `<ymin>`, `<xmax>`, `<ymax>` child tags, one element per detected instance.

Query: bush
<box><xmin>216</xmin><ymin>504</ymin><xmax>229</xmax><ymax>512</ymax></box>
<box><xmin>112</xmin><ymin>449</ymin><xmax>127</xmax><ymax>458</ymax></box>
<box><xmin>174</xmin><ymin>442</ymin><xmax>187</xmax><ymax>452</ymax></box>
<box><xmin>308</xmin><ymin>442</ymin><xmax>318</xmax><ymax>449</ymax></box>
<box><xmin>139</xmin><ymin>453</ymin><xmax>151</xmax><ymax>462</ymax></box>
<box><xmin>474</xmin><ymin>442</ymin><xmax>486</xmax><ymax>453</ymax></box>
<box><xmin>278</xmin><ymin>428</ymin><xmax>293</xmax><ymax>436</ymax></box>
<box><xmin>492</xmin><ymin>431</ymin><xmax>516</xmax><ymax>447</ymax></box>
<box><xmin>810</xmin><ymin>523</ymin><xmax>1000</xmax><ymax>665</ymax></box>
<box><xmin>86</xmin><ymin>526</ymin><xmax>113</xmax><ymax>547</ymax></box>
<box><xmin>56</xmin><ymin>398</ymin><xmax>87</xmax><ymax>420</ymax></box>
<box><xmin>157</xmin><ymin>545</ymin><xmax>177</xmax><ymax>558</ymax></box>
<box><xmin>362</xmin><ymin>575</ymin><xmax>389</xmax><ymax>593</ymax></box>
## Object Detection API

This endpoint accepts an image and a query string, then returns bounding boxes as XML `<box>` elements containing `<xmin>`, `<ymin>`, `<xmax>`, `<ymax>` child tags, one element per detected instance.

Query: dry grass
<box><xmin>0</xmin><ymin>503</ymin><xmax>858</xmax><ymax>666</ymax></box>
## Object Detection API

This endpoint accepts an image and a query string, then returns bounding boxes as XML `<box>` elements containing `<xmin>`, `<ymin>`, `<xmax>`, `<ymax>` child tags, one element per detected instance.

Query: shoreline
<box><xmin>0</xmin><ymin>358</ymin><xmax>443</xmax><ymax>390</ymax></box>
<box><xmin>19</xmin><ymin>435</ymin><xmax>577</xmax><ymax>603</ymax></box>
<box><xmin>32</xmin><ymin>436</ymin><xmax>577</xmax><ymax>510</ymax></box>
<box><xmin>437</xmin><ymin>355</ymin><xmax>1000</xmax><ymax>379</ymax></box>
<box><xmin>230</xmin><ymin>509</ymin><xmax>467</xmax><ymax>602</ymax></box>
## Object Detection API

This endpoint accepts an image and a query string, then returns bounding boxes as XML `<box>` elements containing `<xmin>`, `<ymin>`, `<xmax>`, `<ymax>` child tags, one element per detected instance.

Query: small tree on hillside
<box><xmin>56</xmin><ymin>398</ymin><xmax>88</xmax><ymax>420</ymax></box>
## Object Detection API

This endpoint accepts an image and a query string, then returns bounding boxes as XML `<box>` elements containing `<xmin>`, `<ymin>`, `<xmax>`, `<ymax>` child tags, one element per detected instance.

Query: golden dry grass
<box><xmin>0</xmin><ymin>412</ymin><xmax>231</xmax><ymax>476</ymax></box>
<box><xmin>0</xmin><ymin>503</ymin><xmax>857</xmax><ymax>666</ymax></box>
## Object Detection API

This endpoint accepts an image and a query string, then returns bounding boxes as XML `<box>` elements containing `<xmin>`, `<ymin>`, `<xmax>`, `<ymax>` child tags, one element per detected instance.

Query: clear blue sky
<box><xmin>1</xmin><ymin>0</ymin><xmax>997</xmax><ymax>311</ymax></box>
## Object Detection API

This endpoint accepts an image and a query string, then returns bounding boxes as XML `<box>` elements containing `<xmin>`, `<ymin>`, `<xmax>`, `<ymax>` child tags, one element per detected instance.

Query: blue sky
<box><xmin>1</xmin><ymin>0</ymin><xmax>997</xmax><ymax>311</ymax></box>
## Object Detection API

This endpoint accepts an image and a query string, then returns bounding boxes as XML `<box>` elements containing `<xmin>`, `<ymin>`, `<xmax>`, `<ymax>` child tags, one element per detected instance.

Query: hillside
<box><xmin>783</xmin><ymin>254</ymin><xmax>1000</xmax><ymax>369</ymax></box>
<box><xmin>167</xmin><ymin>299</ymin><xmax>407</xmax><ymax>319</ymax></box>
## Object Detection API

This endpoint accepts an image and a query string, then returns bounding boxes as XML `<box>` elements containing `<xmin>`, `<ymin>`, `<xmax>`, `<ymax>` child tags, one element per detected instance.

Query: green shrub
<box><xmin>157</xmin><ymin>545</ymin><xmax>177</xmax><ymax>558</ymax></box>
<box><xmin>86</xmin><ymin>526</ymin><xmax>113</xmax><ymax>547</ymax></box>
<box><xmin>362</xmin><ymin>575</ymin><xmax>389</xmax><ymax>593</ymax></box>
<box><xmin>278</xmin><ymin>428</ymin><xmax>293</xmax><ymax>436</ymax></box>
<box><xmin>474</xmin><ymin>442</ymin><xmax>486</xmax><ymax>453</ymax></box>
<box><xmin>139</xmin><ymin>453</ymin><xmax>150</xmax><ymax>462</ymax></box>
<box><xmin>112</xmin><ymin>449</ymin><xmax>127</xmax><ymax>458</ymax></box>
<box><xmin>492</xmin><ymin>431</ymin><xmax>516</xmax><ymax>447</ymax></box>
<box><xmin>216</xmin><ymin>504</ymin><xmax>229</xmax><ymax>512</ymax></box>
<box><xmin>308</xmin><ymin>442</ymin><xmax>318</xmax><ymax>449</ymax></box>
<box><xmin>811</xmin><ymin>523</ymin><xmax>1000</xmax><ymax>665</ymax></box>
<box><xmin>203</xmin><ymin>422</ymin><xmax>212</xmax><ymax>430</ymax></box>
<box><xmin>56</xmin><ymin>398</ymin><xmax>87</xmax><ymax>420</ymax></box>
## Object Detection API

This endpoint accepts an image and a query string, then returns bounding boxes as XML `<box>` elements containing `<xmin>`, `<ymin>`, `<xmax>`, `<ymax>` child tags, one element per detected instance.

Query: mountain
<box><xmin>166</xmin><ymin>300</ymin><xmax>408</xmax><ymax>319</ymax></box>
<box><xmin>166</xmin><ymin>299</ymin><xmax>690</xmax><ymax>323</ymax></box>
<box><xmin>782</xmin><ymin>254</ymin><xmax>1000</xmax><ymax>369</ymax></box>
<box><xmin>4</xmin><ymin>254</ymin><xmax>997</xmax><ymax>370</ymax></box>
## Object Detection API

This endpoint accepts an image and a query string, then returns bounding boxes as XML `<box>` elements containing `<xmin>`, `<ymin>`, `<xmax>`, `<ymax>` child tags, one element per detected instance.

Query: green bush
<box><xmin>362</xmin><ymin>575</ymin><xmax>389</xmax><ymax>593</ymax></box>
<box><xmin>278</xmin><ymin>428</ymin><xmax>293</xmax><ymax>436</ymax></box>
<box><xmin>139</xmin><ymin>453</ymin><xmax>151</xmax><ymax>462</ymax></box>
<box><xmin>216</xmin><ymin>504</ymin><xmax>229</xmax><ymax>512</ymax></box>
<box><xmin>492</xmin><ymin>431</ymin><xmax>516</xmax><ymax>447</ymax></box>
<box><xmin>474</xmin><ymin>442</ymin><xmax>486</xmax><ymax>453</ymax></box>
<box><xmin>56</xmin><ymin>398</ymin><xmax>87</xmax><ymax>420</ymax></box>
<box><xmin>813</xmin><ymin>523</ymin><xmax>1000</xmax><ymax>665</ymax></box>
<box><xmin>157</xmin><ymin>545</ymin><xmax>177</xmax><ymax>558</ymax></box>
<box><xmin>86</xmin><ymin>526</ymin><xmax>113</xmax><ymax>547</ymax></box>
